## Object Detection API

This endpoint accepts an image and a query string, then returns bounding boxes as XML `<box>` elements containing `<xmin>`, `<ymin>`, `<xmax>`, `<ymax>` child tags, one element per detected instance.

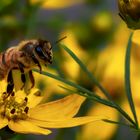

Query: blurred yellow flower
<box><xmin>0</xmin><ymin>80</ymin><xmax>103</xmax><ymax>135</ymax></box>
<box><xmin>60</xmin><ymin>29</ymin><xmax>88</xmax><ymax>80</ymax></box>
<box><xmin>79</xmin><ymin>104</ymin><xmax>118</xmax><ymax>140</ymax></box>
<box><xmin>131</xmin><ymin>30</ymin><xmax>140</xmax><ymax>60</ymax></box>
<box><xmin>91</xmin><ymin>11</ymin><xmax>113</xmax><ymax>33</ymax></box>
<box><xmin>79</xmin><ymin>23</ymin><xmax>138</xmax><ymax>140</ymax></box>
<box><xmin>30</xmin><ymin>0</ymin><xmax>84</xmax><ymax>9</ymax></box>
<box><xmin>132</xmin><ymin>30</ymin><xmax>140</xmax><ymax>46</ymax></box>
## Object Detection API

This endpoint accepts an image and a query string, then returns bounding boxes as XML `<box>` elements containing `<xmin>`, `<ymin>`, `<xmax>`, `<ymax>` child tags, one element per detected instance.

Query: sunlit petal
<box><xmin>60</xmin><ymin>30</ymin><xmax>87</xmax><ymax>80</ymax></box>
<box><xmin>80</xmin><ymin>104</ymin><xmax>118</xmax><ymax>140</ymax></box>
<box><xmin>30</xmin><ymin>0</ymin><xmax>84</xmax><ymax>9</ymax></box>
<box><xmin>29</xmin><ymin>94</ymin><xmax>85</xmax><ymax>119</ymax></box>
<box><xmin>8</xmin><ymin>120</ymin><xmax>51</xmax><ymax>135</ymax></box>
<box><xmin>132</xmin><ymin>30</ymin><xmax>140</xmax><ymax>46</ymax></box>
<box><xmin>27</xmin><ymin>88</ymin><xmax>43</xmax><ymax>108</ymax></box>
<box><xmin>12</xmin><ymin>70</ymin><xmax>23</xmax><ymax>91</ymax></box>
<box><xmin>29</xmin><ymin>116</ymin><xmax>103</xmax><ymax>128</ymax></box>
<box><xmin>32</xmin><ymin>70</ymin><xmax>67</xmax><ymax>102</ymax></box>
<box><xmin>0</xmin><ymin>80</ymin><xmax>8</xmax><ymax>93</ymax></box>
<box><xmin>0</xmin><ymin>117</ymin><xmax>8</xmax><ymax>129</ymax></box>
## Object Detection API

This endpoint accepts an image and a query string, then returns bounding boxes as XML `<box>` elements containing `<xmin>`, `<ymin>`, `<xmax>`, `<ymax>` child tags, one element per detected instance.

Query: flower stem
<box><xmin>34</xmin><ymin>69</ymin><xmax>137</xmax><ymax>128</ymax></box>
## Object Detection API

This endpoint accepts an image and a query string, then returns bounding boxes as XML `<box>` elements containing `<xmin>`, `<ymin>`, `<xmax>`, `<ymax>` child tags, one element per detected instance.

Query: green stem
<box><xmin>33</xmin><ymin>69</ymin><xmax>136</xmax><ymax>128</ymax></box>
<box><xmin>125</xmin><ymin>33</ymin><xmax>138</xmax><ymax>129</ymax></box>
<box><xmin>61</xmin><ymin>44</ymin><xmax>112</xmax><ymax>100</ymax></box>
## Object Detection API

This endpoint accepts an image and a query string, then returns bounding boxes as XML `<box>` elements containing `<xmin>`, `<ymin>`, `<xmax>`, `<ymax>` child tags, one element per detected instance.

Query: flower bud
<box><xmin>118</xmin><ymin>0</ymin><xmax>140</xmax><ymax>29</ymax></box>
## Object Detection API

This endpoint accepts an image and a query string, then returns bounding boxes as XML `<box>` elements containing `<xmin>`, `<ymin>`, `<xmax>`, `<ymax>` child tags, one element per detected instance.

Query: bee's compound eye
<box><xmin>35</xmin><ymin>46</ymin><xmax>46</xmax><ymax>59</ymax></box>
<box><xmin>35</xmin><ymin>46</ymin><xmax>42</xmax><ymax>53</ymax></box>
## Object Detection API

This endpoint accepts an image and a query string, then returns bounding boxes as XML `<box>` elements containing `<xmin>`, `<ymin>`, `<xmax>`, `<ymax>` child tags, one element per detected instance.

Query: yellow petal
<box><xmin>27</xmin><ymin>88</ymin><xmax>43</xmax><ymax>108</ymax></box>
<box><xmin>60</xmin><ymin>30</ymin><xmax>87</xmax><ymax>80</ymax></box>
<box><xmin>30</xmin><ymin>0</ymin><xmax>84</xmax><ymax>9</ymax></box>
<box><xmin>12</xmin><ymin>70</ymin><xmax>23</xmax><ymax>91</ymax></box>
<box><xmin>80</xmin><ymin>104</ymin><xmax>118</xmax><ymax>140</ymax></box>
<box><xmin>14</xmin><ymin>88</ymin><xmax>43</xmax><ymax>108</ymax></box>
<box><xmin>33</xmin><ymin>69</ymin><xmax>67</xmax><ymax>102</ymax></box>
<box><xmin>8</xmin><ymin>120</ymin><xmax>51</xmax><ymax>135</ymax></box>
<box><xmin>132</xmin><ymin>30</ymin><xmax>140</xmax><ymax>46</ymax></box>
<box><xmin>29</xmin><ymin>94</ymin><xmax>85</xmax><ymax>119</ymax></box>
<box><xmin>29</xmin><ymin>116</ymin><xmax>103</xmax><ymax>128</ymax></box>
<box><xmin>131</xmin><ymin>30</ymin><xmax>140</xmax><ymax>60</ymax></box>
<box><xmin>0</xmin><ymin>117</ymin><xmax>8</xmax><ymax>129</ymax></box>
<box><xmin>0</xmin><ymin>80</ymin><xmax>8</xmax><ymax>93</ymax></box>
<box><xmin>14</xmin><ymin>90</ymin><xmax>26</xmax><ymax>101</ymax></box>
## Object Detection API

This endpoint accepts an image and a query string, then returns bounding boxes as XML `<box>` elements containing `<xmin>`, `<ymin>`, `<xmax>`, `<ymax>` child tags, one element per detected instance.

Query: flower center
<box><xmin>0</xmin><ymin>92</ymin><xmax>29</xmax><ymax>121</ymax></box>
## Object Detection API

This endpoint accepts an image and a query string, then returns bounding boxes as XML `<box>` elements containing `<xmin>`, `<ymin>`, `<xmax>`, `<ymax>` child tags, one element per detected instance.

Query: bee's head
<box><xmin>34</xmin><ymin>39</ymin><xmax>53</xmax><ymax>64</ymax></box>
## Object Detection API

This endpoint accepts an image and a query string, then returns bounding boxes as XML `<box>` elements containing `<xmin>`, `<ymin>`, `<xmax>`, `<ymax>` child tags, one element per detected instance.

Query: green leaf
<box><xmin>60</xmin><ymin>44</ymin><xmax>112</xmax><ymax>100</ymax></box>
<box><xmin>33</xmin><ymin>69</ymin><xmax>114</xmax><ymax>107</ymax></box>
<box><xmin>125</xmin><ymin>33</ymin><xmax>138</xmax><ymax>128</ymax></box>
<box><xmin>59</xmin><ymin>85</ymin><xmax>114</xmax><ymax>107</ymax></box>
<box><xmin>102</xmin><ymin>119</ymin><xmax>133</xmax><ymax>128</ymax></box>
<box><xmin>59</xmin><ymin>44</ymin><xmax>137</xmax><ymax>127</ymax></box>
<box><xmin>33</xmin><ymin>69</ymin><xmax>135</xmax><ymax>127</ymax></box>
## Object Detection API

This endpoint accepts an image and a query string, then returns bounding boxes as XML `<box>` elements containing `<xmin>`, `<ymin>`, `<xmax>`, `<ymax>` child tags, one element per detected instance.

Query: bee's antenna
<box><xmin>55</xmin><ymin>36</ymin><xmax>67</xmax><ymax>44</ymax></box>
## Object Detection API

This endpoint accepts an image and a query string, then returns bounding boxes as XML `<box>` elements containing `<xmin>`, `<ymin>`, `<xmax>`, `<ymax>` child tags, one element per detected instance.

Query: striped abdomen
<box><xmin>0</xmin><ymin>47</ymin><xmax>31</xmax><ymax>80</ymax></box>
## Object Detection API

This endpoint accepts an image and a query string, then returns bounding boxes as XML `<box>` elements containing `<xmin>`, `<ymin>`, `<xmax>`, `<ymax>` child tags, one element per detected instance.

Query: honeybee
<box><xmin>0</xmin><ymin>39</ymin><xmax>53</xmax><ymax>94</ymax></box>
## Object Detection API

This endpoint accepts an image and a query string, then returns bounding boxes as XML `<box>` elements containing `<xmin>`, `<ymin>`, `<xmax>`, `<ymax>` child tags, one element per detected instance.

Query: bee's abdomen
<box><xmin>0</xmin><ymin>47</ymin><xmax>19</xmax><ymax>79</ymax></box>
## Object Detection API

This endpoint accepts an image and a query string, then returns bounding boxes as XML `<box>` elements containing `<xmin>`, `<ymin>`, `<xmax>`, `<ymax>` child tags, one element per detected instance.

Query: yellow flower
<box><xmin>79</xmin><ymin>23</ymin><xmax>137</xmax><ymax>140</ymax></box>
<box><xmin>30</xmin><ymin>0</ymin><xmax>84</xmax><ymax>9</ymax></box>
<box><xmin>59</xmin><ymin>29</ymin><xmax>88</xmax><ymax>80</ymax></box>
<box><xmin>131</xmin><ymin>30</ymin><xmax>140</xmax><ymax>61</ymax></box>
<box><xmin>0</xmin><ymin>80</ymin><xmax>103</xmax><ymax>135</ymax></box>
<box><xmin>91</xmin><ymin>11</ymin><xmax>113</xmax><ymax>33</ymax></box>
<box><xmin>79</xmin><ymin>104</ymin><xmax>118</xmax><ymax>140</ymax></box>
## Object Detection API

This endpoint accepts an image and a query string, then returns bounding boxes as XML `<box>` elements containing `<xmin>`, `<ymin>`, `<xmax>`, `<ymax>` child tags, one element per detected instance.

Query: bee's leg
<box><xmin>29</xmin><ymin>70</ymin><xmax>35</xmax><ymax>89</ymax></box>
<box><xmin>7</xmin><ymin>70</ymin><xmax>14</xmax><ymax>95</ymax></box>
<box><xmin>32</xmin><ymin>55</ymin><xmax>42</xmax><ymax>73</ymax></box>
<box><xmin>18</xmin><ymin>62</ymin><xmax>26</xmax><ymax>90</ymax></box>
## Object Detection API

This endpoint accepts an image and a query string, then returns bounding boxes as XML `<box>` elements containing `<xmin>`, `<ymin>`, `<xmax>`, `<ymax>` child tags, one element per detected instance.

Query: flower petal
<box><xmin>32</xmin><ymin>69</ymin><xmax>67</xmax><ymax>102</ymax></box>
<box><xmin>29</xmin><ymin>116</ymin><xmax>103</xmax><ymax>128</ymax></box>
<box><xmin>80</xmin><ymin>104</ymin><xmax>118</xmax><ymax>140</ymax></box>
<box><xmin>27</xmin><ymin>88</ymin><xmax>43</xmax><ymax>108</ymax></box>
<box><xmin>29</xmin><ymin>94</ymin><xmax>85</xmax><ymax>119</ymax></box>
<box><xmin>60</xmin><ymin>30</ymin><xmax>87</xmax><ymax>80</ymax></box>
<box><xmin>0</xmin><ymin>80</ymin><xmax>8</xmax><ymax>93</ymax></box>
<box><xmin>8</xmin><ymin>120</ymin><xmax>51</xmax><ymax>135</ymax></box>
<box><xmin>132</xmin><ymin>30</ymin><xmax>140</xmax><ymax>46</ymax></box>
<box><xmin>0</xmin><ymin>117</ymin><xmax>8</xmax><ymax>129</ymax></box>
<box><xmin>30</xmin><ymin>0</ymin><xmax>84</xmax><ymax>9</ymax></box>
<box><xmin>14</xmin><ymin>89</ymin><xmax>43</xmax><ymax>108</ymax></box>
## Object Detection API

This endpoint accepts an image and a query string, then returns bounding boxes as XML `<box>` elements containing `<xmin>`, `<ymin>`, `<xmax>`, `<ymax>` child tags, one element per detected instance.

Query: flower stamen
<box><xmin>0</xmin><ymin>91</ymin><xmax>29</xmax><ymax>121</ymax></box>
